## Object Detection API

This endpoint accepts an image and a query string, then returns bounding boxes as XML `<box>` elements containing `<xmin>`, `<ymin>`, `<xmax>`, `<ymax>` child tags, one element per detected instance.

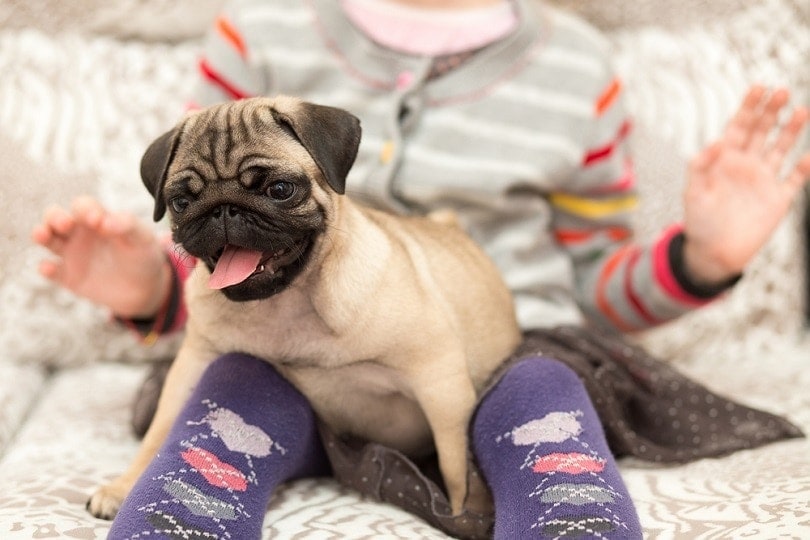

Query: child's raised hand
<box><xmin>681</xmin><ymin>85</ymin><xmax>810</xmax><ymax>284</ymax></box>
<box><xmin>32</xmin><ymin>196</ymin><xmax>171</xmax><ymax>318</ymax></box>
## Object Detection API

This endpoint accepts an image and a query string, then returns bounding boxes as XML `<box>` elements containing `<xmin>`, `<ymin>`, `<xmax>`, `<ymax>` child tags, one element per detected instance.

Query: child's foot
<box><xmin>473</xmin><ymin>358</ymin><xmax>643</xmax><ymax>539</ymax></box>
<box><xmin>108</xmin><ymin>353</ymin><xmax>329</xmax><ymax>539</ymax></box>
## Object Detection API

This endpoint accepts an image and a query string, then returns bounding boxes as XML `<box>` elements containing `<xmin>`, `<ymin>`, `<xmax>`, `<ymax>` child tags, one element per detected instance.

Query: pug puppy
<box><xmin>87</xmin><ymin>96</ymin><xmax>521</xmax><ymax>519</ymax></box>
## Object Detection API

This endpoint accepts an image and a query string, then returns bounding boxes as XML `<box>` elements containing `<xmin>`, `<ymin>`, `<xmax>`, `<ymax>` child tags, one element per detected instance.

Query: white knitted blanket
<box><xmin>0</xmin><ymin>1</ymin><xmax>808</xmax><ymax>537</ymax></box>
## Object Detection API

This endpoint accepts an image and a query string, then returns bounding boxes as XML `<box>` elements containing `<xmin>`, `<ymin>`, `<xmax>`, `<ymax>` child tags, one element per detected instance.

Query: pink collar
<box><xmin>340</xmin><ymin>0</ymin><xmax>518</xmax><ymax>56</ymax></box>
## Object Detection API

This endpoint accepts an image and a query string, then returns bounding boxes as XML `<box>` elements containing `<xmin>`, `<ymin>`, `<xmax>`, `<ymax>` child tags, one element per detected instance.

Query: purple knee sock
<box><xmin>472</xmin><ymin>357</ymin><xmax>642</xmax><ymax>539</ymax></box>
<box><xmin>108</xmin><ymin>353</ymin><xmax>328</xmax><ymax>539</ymax></box>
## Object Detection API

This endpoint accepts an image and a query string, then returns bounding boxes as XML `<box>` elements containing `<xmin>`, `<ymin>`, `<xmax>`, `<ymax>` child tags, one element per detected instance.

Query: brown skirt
<box><xmin>321</xmin><ymin>325</ymin><xmax>803</xmax><ymax>539</ymax></box>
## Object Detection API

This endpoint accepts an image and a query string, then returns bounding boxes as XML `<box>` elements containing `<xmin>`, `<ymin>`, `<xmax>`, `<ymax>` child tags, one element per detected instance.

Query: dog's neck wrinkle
<box><xmin>191</xmin><ymin>268</ymin><xmax>337</xmax><ymax>354</ymax></box>
<box><xmin>284</xmin><ymin>280</ymin><xmax>339</xmax><ymax>334</ymax></box>
<box><xmin>307</xmin><ymin>199</ymin><xmax>394</xmax><ymax>333</ymax></box>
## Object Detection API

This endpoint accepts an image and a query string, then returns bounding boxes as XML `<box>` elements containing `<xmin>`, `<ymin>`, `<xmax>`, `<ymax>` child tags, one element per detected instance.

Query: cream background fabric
<box><xmin>0</xmin><ymin>0</ymin><xmax>808</xmax><ymax>537</ymax></box>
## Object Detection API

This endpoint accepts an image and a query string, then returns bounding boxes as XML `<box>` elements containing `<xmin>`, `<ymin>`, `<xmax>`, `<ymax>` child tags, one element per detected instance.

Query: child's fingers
<box><xmin>747</xmin><ymin>88</ymin><xmax>790</xmax><ymax>154</ymax></box>
<box><xmin>31</xmin><ymin>223</ymin><xmax>52</xmax><ymax>246</ymax></box>
<box><xmin>689</xmin><ymin>140</ymin><xmax>724</xmax><ymax>178</ymax></box>
<box><xmin>44</xmin><ymin>205</ymin><xmax>75</xmax><ymax>235</ymax></box>
<box><xmin>72</xmin><ymin>196</ymin><xmax>106</xmax><ymax>229</ymax></box>
<box><xmin>767</xmin><ymin>107</ymin><xmax>809</xmax><ymax>175</ymax></box>
<box><xmin>33</xmin><ymin>205</ymin><xmax>75</xmax><ymax>254</ymax></box>
<box><xmin>101</xmin><ymin>211</ymin><xmax>159</xmax><ymax>251</ymax></box>
<box><xmin>76</xmin><ymin>197</ymin><xmax>155</xmax><ymax>249</ymax></box>
<box><xmin>37</xmin><ymin>259</ymin><xmax>63</xmax><ymax>282</ymax></box>
<box><xmin>723</xmin><ymin>85</ymin><xmax>765</xmax><ymax>150</ymax></box>
<box><xmin>100</xmin><ymin>211</ymin><xmax>132</xmax><ymax>235</ymax></box>
<box><xmin>31</xmin><ymin>224</ymin><xmax>66</xmax><ymax>255</ymax></box>
<box><xmin>782</xmin><ymin>152</ymin><xmax>810</xmax><ymax>196</ymax></box>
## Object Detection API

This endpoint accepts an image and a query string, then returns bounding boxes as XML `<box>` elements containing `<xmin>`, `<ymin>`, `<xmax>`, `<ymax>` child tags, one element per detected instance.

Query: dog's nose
<box><xmin>212</xmin><ymin>204</ymin><xmax>241</xmax><ymax>219</ymax></box>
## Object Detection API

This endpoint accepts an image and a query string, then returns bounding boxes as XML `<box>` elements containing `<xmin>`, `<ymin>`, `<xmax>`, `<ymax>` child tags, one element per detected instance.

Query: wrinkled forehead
<box><xmin>169</xmin><ymin>101</ymin><xmax>312</xmax><ymax>181</ymax></box>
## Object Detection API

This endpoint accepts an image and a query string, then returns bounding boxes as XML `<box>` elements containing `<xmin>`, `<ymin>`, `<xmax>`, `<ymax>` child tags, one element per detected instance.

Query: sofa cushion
<box><xmin>0</xmin><ymin>362</ymin><xmax>47</xmax><ymax>454</ymax></box>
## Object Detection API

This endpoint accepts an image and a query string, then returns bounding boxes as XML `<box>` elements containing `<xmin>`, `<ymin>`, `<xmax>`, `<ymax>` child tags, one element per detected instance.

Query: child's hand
<box><xmin>682</xmin><ymin>85</ymin><xmax>810</xmax><ymax>284</ymax></box>
<box><xmin>32</xmin><ymin>196</ymin><xmax>171</xmax><ymax>319</ymax></box>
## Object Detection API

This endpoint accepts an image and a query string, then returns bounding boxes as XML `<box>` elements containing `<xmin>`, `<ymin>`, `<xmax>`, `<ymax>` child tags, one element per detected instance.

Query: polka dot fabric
<box><xmin>507</xmin><ymin>326</ymin><xmax>803</xmax><ymax>463</ymax></box>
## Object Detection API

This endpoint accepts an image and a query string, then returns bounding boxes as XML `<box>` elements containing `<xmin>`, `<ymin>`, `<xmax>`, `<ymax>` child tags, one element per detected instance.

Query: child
<box><xmin>33</xmin><ymin>0</ymin><xmax>809</xmax><ymax>538</ymax></box>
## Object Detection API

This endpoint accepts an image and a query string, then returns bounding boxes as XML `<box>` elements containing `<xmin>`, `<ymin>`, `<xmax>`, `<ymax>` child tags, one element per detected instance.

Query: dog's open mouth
<box><xmin>207</xmin><ymin>241</ymin><xmax>309</xmax><ymax>290</ymax></box>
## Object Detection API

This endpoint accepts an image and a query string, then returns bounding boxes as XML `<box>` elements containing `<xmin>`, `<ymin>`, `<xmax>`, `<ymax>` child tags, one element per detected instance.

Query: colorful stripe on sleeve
<box><xmin>195</xmin><ymin>12</ymin><xmax>256</xmax><ymax>102</ymax></box>
<box><xmin>594</xmin><ymin>245</ymin><xmax>637</xmax><ymax>330</ymax></box>
<box><xmin>549</xmin><ymin>191</ymin><xmax>637</xmax><ymax>220</ymax></box>
<box><xmin>582</xmin><ymin>120</ymin><xmax>632</xmax><ymax>167</ymax></box>
<box><xmin>651</xmin><ymin>224</ymin><xmax>712</xmax><ymax>308</ymax></box>
<box><xmin>215</xmin><ymin>15</ymin><xmax>247</xmax><ymax>58</ymax></box>
<box><xmin>588</xmin><ymin>224</ymin><xmax>722</xmax><ymax>331</ymax></box>
<box><xmin>198</xmin><ymin>58</ymin><xmax>252</xmax><ymax>100</ymax></box>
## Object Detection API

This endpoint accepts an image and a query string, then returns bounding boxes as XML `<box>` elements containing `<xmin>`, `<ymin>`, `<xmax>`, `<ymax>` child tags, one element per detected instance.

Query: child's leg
<box><xmin>472</xmin><ymin>357</ymin><xmax>642</xmax><ymax>539</ymax></box>
<box><xmin>108</xmin><ymin>353</ymin><xmax>328</xmax><ymax>540</ymax></box>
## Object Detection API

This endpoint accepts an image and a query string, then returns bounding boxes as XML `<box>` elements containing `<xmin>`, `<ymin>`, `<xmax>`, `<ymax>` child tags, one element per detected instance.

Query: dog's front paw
<box><xmin>86</xmin><ymin>482</ymin><xmax>129</xmax><ymax>520</ymax></box>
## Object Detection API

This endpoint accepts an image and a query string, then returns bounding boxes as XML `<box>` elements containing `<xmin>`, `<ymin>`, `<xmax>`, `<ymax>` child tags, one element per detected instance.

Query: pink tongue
<box><xmin>208</xmin><ymin>246</ymin><xmax>264</xmax><ymax>290</ymax></box>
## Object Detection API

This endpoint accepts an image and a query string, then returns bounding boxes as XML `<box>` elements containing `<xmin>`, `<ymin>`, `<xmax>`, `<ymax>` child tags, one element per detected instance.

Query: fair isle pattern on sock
<box><xmin>500</xmin><ymin>410</ymin><xmax>628</xmax><ymax>537</ymax></box>
<box><xmin>109</xmin><ymin>353</ymin><xmax>327</xmax><ymax>540</ymax></box>
<box><xmin>472</xmin><ymin>357</ymin><xmax>642</xmax><ymax>540</ymax></box>
<box><xmin>132</xmin><ymin>401</ymin><xmax>283</xmax><ymax>539</ymax></box>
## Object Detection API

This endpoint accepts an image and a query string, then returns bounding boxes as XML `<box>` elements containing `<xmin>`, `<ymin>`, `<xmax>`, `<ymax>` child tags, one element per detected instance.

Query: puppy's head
<box><xmin>140</xmin><ymin>96</ymin><xmax>361</xmax><ymax>301</ymax></box>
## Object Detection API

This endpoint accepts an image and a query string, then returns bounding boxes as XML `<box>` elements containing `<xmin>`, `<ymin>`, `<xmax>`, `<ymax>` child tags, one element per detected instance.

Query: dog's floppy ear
<box><xmin>272</xmin><ymin>100</ymin><xmax>361</xmax><ymax>195</ymax></box>
<box><xmin>140</xmin><ymin>127</ymin><xmax>182</xmax><ymax>221</ymax></box>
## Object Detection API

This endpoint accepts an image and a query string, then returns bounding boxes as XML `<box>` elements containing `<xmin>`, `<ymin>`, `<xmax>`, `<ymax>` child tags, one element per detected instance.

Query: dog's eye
<box><xmin>266</xmin><ymin>181</ymin><xmax>296</xmax><ymax>201</ymax></box>
<box><xmin>170</xmin><ymin>197</ymin><xmax>191</xmax><ymax>213</ymax></box>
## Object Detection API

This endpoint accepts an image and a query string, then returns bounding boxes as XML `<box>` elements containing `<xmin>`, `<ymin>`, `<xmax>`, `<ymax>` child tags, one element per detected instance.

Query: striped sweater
<box><xmin>156</xmin><ymin>0</ymin><xmax>733</xmax><ymax>334</ymax></box>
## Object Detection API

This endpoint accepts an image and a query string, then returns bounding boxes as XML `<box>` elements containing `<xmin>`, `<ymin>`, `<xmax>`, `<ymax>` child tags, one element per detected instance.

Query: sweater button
<box><xmin>396</xmin><ymin>71</ymin><xmax>414</xmax><ymax>90</ymax></box>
